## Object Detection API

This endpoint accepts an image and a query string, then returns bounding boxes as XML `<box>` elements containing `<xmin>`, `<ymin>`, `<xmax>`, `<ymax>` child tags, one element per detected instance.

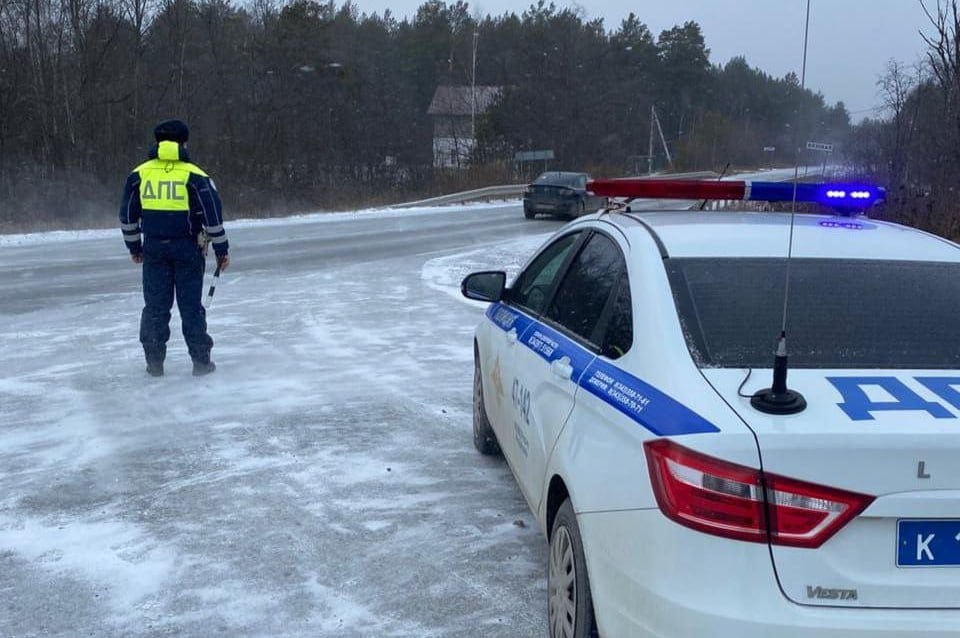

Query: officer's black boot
<box><xmin>143</xmin><ymin>342</ymin><xmax>166</xmax><ymax>378</ymax></box>
<box><xmin>192</xmin><ymin>360</ymin><xmax>216</xmax><ymax>376</ymax></box>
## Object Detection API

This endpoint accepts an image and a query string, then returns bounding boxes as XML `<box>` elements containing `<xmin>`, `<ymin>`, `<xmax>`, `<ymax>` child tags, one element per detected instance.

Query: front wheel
<box><xmin>473</xmin><ymin>354</ymin><xmax>501</xmax><ymax>455</ymax></box>
<box><xmin>565</xmin><ymin>200</ymin><xmax>585</xmax><ymax>220</ymax></box>
<box><xmin>549</xmin><ymin>499</ymin><xmax>598</xmax><ymax>638</ymax></box>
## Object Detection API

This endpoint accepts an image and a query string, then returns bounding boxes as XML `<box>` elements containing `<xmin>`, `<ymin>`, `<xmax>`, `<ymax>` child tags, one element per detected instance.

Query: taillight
<box><xmin>643</xmin><ymin>439</ymin><xmax>873</xmax><ymax>548</ymax></box>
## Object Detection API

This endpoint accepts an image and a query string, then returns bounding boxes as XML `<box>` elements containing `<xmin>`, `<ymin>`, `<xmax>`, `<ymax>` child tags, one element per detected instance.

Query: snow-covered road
<box><xmin>0</xmin><ymin>203</ymin><xmax>562</xmax><ymax>637</ymax></box>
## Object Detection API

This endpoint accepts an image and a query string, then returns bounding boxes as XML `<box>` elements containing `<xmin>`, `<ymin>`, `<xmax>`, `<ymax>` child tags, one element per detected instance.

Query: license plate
<box><xmin>897</xmin><ymin>519</ymin><xmax>960</xmax><ymax>567</ymax></box>
<box><xmin>536</xmin><ymin>203</ymin><xmax>555</xmax><ymax>210</ymax></box>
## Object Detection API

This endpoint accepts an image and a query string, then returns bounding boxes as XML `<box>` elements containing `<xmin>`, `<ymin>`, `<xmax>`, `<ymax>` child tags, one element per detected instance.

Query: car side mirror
<box><xmin>461</xmin><ymin>271</ymin><xmax>507</xmax><ymax>302</ymax></box>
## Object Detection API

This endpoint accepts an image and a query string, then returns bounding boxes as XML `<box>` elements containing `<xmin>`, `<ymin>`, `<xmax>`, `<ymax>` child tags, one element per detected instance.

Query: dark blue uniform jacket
<box><xmin>119</xmin><ymin>143</ymin><xmax>229</xmax><ymax>257</ymax></box>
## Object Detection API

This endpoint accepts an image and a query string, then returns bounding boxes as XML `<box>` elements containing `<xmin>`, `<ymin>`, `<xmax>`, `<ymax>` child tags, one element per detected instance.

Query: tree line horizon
<box><xmin>1</xmin><ymin>0</ymin><xmax>954</xmax><ymax>237</ymax></box>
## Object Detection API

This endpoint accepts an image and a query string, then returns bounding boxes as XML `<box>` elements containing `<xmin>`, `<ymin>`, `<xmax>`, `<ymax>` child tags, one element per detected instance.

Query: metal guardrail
<box><xmin>391</xmin><ymin>185</ymin><xmax>526</xmax><ymax>208</ymax></box>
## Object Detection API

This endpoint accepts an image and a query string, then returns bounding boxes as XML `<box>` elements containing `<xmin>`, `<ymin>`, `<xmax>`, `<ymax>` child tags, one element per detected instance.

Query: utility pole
<box><xmin>648</xmin><ymin>105</ymin><xmax>655</xmax><ymax>175</ymax></box>
<box><xmin>471</xmin><ymin>29</ymin><xmax>479</xmax><ymax>142</ymax></box>
<box><xmin>652</xmin><ymin>106</ymin><xmax>672</xmax><ymax>167</ymax></box>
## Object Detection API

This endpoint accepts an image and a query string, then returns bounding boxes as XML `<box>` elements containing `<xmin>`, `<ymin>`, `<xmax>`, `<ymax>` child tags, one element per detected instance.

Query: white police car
<box><xmin>461</xmin><ymin>179</ymin><xmax>960</xmax><ymax>637</ymax></box>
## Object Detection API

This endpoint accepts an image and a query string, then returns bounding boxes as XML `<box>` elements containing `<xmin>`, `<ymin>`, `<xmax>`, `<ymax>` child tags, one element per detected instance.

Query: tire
<box><xmin>524</xmin><ymin>207</ymin><xmax>536</xmax><ymax>220</ymax></box>
<box><xmin>549</xmin><ymin>499</ymin><xmax>598</xmax><ymax>638</ymax></box>
<box><xmin>564</xmin><ymin>200</ymin><xmax>584</xmax><ymax>220</ymax></box>
<box><xmin>473</xmin><ymin>354</ymin><xmax>501</xmax><ymax>455</ymax></box>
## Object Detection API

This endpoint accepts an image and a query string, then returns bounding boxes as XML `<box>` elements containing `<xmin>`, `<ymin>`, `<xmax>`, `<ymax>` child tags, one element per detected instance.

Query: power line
<box><xmin>847</xmin><ymin>105</ymin><xmax>886</xmax><ymax>115</ymax></box>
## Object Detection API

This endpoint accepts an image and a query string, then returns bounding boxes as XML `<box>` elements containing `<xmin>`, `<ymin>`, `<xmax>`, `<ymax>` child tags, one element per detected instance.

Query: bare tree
<box><xmin>877</xmin><ymin>59</ymin><xmax>920</xmax><ymax>183</ymax></box>
<box><xmin>920</xmin><ymin>0</ymin><xmax>960</xmax><ymax>170</ymax></box>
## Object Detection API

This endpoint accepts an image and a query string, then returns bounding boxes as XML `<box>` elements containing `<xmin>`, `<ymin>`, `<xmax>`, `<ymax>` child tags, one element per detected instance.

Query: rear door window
<box><xmin>546</xmin><ymin>232</ymin><xmax>629</xmax><ymax>349</ymax></box>
<box><xmin>599</xmin><ymin>278</ymin><xmax>633</xmax><ymax>359</ymax></box>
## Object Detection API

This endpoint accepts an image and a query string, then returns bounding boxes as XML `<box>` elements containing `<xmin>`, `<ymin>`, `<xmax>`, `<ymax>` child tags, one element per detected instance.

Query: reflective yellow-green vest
<box><xmin>134</xmin><ymin>140</ymin><xmax>208</xmax><ymax>212</ymax></box>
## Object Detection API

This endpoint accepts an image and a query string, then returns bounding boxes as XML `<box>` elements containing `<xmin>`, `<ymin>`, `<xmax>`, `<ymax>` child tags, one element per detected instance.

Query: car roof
<box><xmin>535</xmin><ymin>171</ymin><xmax>587</xmax><ymax>181</ymax></box>
<box><xmin>604</xmin><ymin>210</ymin><xmax>960</xmax><ymax>262</ymax></box>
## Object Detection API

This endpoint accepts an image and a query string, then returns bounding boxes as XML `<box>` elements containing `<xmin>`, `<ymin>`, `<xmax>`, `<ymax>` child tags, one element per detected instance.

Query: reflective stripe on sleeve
<box><xmin>211</xmin><ymin>234</ymin><xmax>228</xmax><ymax>244</ymax></box>
<box><xmin>121</xmin><ymin>223</ymin><xmax>140</xmax><ymax>232</ymax></box>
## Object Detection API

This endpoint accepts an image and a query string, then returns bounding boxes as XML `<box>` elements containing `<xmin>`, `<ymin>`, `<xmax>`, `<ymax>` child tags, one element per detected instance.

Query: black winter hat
<box><xmin>154</xmin><ymin>119</ymin><xmax>189</xmax><ymax>143</ymax></box>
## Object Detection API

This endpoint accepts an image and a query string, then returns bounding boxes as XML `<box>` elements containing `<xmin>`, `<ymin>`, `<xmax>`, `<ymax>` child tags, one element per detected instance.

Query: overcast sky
<box><xmin>354</xmin><ymin>0</ymin><xmax>934</xmax><ymax>119</ymax></box>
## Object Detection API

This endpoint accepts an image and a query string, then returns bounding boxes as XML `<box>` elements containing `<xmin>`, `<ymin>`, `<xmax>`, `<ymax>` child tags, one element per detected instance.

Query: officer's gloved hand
<box><xmin>217</xmin><ymin>254</ymin><xmax>230</xmax><ymax>272</ymax></box>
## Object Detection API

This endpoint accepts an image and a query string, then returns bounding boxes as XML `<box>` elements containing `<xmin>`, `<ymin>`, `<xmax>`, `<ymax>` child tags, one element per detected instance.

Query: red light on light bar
<box><xmin>587</xmin><ymin>179</ymin><xmax>746</xmax><ymax>201</ymax></box>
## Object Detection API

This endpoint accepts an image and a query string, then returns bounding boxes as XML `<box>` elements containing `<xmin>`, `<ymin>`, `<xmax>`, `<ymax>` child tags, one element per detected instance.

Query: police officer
<box><xmin>119</xmin><ymin>119</ymin><xmax>230</xmax><ymax>377</ymax></box>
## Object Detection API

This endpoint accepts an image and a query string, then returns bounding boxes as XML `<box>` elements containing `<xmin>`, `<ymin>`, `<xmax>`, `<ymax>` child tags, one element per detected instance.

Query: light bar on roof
<box><xmin>587</xmin><ymin>179</ymin><xmax>885</xmax><ymax>208</ymax></box>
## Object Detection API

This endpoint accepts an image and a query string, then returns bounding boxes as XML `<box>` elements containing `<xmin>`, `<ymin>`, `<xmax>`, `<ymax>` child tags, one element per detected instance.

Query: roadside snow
<box><xmin>0</xmin><ymin>204</ymin><xmax>548</xmax><ymax>637</ymax></box>
<box><xmin>0</xmin><ymin>200</ymin><xmax>521</xmax><ymax>247</ymax></box>
<box><xmin>420</xmin><ymin>233</ymin><xmax>551</xmax><ymax>304</ymax></box>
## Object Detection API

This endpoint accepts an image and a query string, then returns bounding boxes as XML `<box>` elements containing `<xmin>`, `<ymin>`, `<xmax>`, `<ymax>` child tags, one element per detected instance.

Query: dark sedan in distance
<box><xmin>522</xmin><ymin>171</ymin><xmax>607</xmax><ymax>220</ymax></box>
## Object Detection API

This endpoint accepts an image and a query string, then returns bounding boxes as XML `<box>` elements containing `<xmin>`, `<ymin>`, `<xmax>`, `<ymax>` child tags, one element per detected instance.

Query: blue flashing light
<box><xmin>815</xmin><ymin>184</ymin><xmax>883</xmax><ymax>207</ymax></box>
<box><xmin>746</xmin><ymin>181</ymin><xmax>885</xmax><ymax>210</ymax></box>
<box><xmin>818</xmin><ymin>220</ymin><xmax>865</xmax><ymax>230</ymax></box>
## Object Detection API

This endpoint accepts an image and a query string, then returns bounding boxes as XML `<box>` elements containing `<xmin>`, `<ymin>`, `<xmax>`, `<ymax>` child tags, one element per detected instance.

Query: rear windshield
<box><xmin>534</xmin><ymin>172</ymin><xmax>586</xmax><ymax>188</ymax></box>
<box><xmin>666</xmin><ymin>258</ymin><xmax>960</xmax><ymax>369</ymax></box>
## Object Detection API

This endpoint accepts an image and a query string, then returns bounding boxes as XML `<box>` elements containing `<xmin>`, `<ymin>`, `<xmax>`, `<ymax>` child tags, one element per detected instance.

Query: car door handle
<box><xmin>506</xmin><ymin>328</ymin><xmax>518</xmax><ymax>345</ymax></box>
<box><xmin>551</xmin><ymin>356</ymin><xmax>573</xmax><ymax>380</ymax></box>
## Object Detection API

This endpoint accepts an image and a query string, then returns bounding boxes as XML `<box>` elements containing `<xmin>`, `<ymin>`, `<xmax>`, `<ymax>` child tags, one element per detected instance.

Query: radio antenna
<box><xmin>751</xmin><ymin>0</ymin><xmax>810</xmax><ymax>415</ymax></box>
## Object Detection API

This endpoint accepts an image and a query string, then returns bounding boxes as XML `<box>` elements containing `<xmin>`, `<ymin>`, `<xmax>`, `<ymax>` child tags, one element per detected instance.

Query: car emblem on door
<box><xmin>492</xmin><ymin>356</ymin><xmax>505</xmax><ymax>406</ymax></box>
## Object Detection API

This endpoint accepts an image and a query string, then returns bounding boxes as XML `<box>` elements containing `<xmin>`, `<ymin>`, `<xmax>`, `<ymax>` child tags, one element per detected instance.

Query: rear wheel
<box><xmin>549</xmin><ymin>499</ymin><xmax>597</xmax><ymax>638</ymax></box>
<box><xmin>524</xmin><ymin>208</ymin><xmax>536</xmax><ymax>219</ymax></box>
<box><xmin>473</xmin><ymin>354</ymin><xmax>501</xmax><ymax>455</ymax></box>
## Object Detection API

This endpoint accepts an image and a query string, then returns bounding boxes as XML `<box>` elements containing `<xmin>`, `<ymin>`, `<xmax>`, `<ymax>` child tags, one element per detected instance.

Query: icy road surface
<box><xmin>0</xmin><ymin>202</ymin><xmax>564</xmax><ymax>637</ymax></box>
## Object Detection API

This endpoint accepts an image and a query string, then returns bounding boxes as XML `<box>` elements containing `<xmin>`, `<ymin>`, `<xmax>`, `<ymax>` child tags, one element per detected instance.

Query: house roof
<box><xmin>427</xmin><ymin>85</ymin><xmax>502</xmax><ymax>116</ymax></box>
